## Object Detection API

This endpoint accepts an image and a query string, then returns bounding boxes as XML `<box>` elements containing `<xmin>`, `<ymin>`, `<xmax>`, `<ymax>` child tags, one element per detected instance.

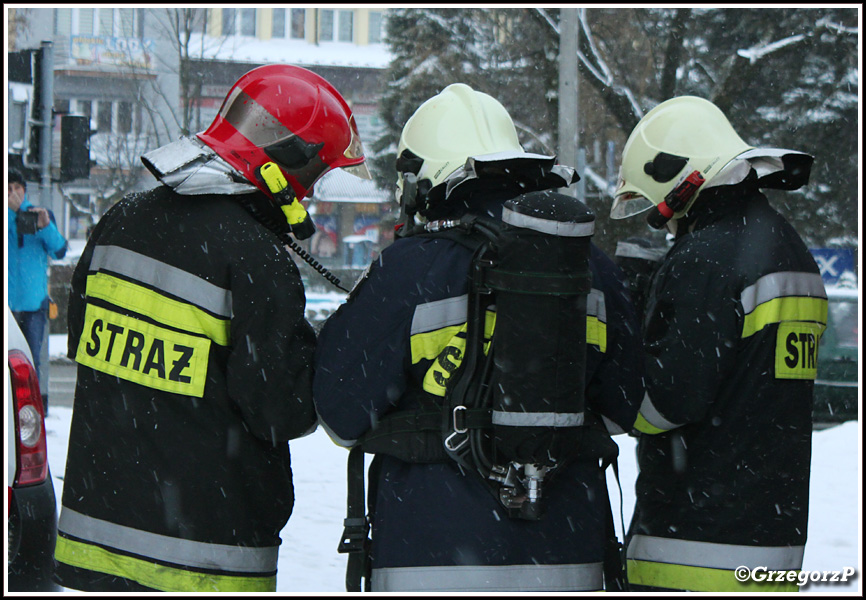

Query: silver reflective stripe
<box><xmin>602</xmin><ymin>414</ymin><xmax>625</xmax><ymax>435</ymax></box>
<box><xmin>492</xmin><ymin>410</ymin><xmax>585</xmax><ymax>427</ymax></box>
<box><xmin>317</xmin><ymin>416</ymin><xmax>356</xmax><ymax>448</ymax></box>
<box><xmin>638</xmin><ymin>392</ymin><xmax>682</xmax><ymax>431</ymax></box>
<box><xmin>627</xmin><ymin>535</ymin><xmax>805</xmax><ymax>570</ymax></box>
<box><xmin>58</xmin><ymin>508</ymin><xmax>278</xmax><ymax>573</ymax></box>
<box><xmin>740</xmin><ymin>271</ymin><xmax>826</xmax><ymax>314</ymax></box>
<box><xmin>372</xmin><ymin>562</ymin><xmax>603</xmax><ymax>592</ymax></box>
<box><xmin>90</xmin><ymin>245</ymin><xmax>233</xmax><ymax>317</ymax></box>
<box><xmin>614</xmin><ymin>240</ymin><xmax>666</xmax><ymax>262</ymax></box>
<box><xmin>587</xmin><ymin>288</ymin><xmax>606</xmax><ymax>322</ymax></box>
<box><xmin>411</xmin><ymin>294</ymin><xmax>468</xmax><ymax>335</ymax></box>
<box><xmin>502</xmin><ymin>206</ymin><xmax>595</xmax><ymax>237</ymax></box>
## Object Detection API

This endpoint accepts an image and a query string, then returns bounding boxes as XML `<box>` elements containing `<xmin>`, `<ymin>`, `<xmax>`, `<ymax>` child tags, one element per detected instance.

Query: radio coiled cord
<box><xmin>279</xmin><ymin>233</ymin><xmax>349</xmax><ymax>293</ymax></box>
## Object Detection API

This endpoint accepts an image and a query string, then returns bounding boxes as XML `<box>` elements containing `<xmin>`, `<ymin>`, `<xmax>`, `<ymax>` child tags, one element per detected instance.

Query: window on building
<box><xmin>222</xmin><ymin>8</ymin><xmax>236</xmax><ymax>36</ymax></box>
<box><xmin>240</xmin><ymin>8</ymin><xmax>256</xmax><ymax>36</ymax></box>
<box><xmin>75</xmin><ymin>99</ymin><xmax>93</xmax><ymax>124</ymax></box>
<box><xmin>117</xmin><ymin>102</ymin><xmax>133</xmax><ymax>134</ymax></box>
<box><xmin>319</xmin><ymin>9</ymin><xmax>353</xmax><ymax>42</ymax></box>
<box><xmin>272</xmin><ymin>8</ymin><xmax>286</xmax><ymax>38</ymax></box>
<box><xmin>369</xmin><ymin>11</ymin><xmax>383</xmax><ymax>44</ymax></box>
<box><xmin>338</xmin><ymin>10</ymin><xmax>353</xmax><ymax>42</ymax></box>
<box><xmin>98</xmin><ymin>7</ymin><xmax>114</xmax><ymax>36</ymax></box>
<box><xmin>54</xmin><ymin>98</ymin><xmax>71</xmax><ymax>115</ymax></box>
<box><xmin>291</xmin><ymin>8</ymin><xmax>305</xmax><ymax>39</ymax></box>
<box><xmin>223</xmin><ymin>7</ymin><xmax>256</xmax><ymax>36</ymax></box>
<box><xmin>190</xmin><ymin>9</ymin><xmax>207</xmax><ymax>34</ymax></box>
<box><xmin>77</xmin><ymin>8</ymin><xmax>94</xmax><ymax>35</ymax></box>
<box><xmin>134</xmin><ymin>104</ymin><xmax>143</xmax><ymax>134</ymax></box>
<box><xmin>54</xmin><ymin>8</ymin><xmax>72</xmax><ymax>35</ymax></box>
<box><xmin>59</xmin><ymin>8</ymin><xmax>141</xmax><ymax>38</ymax></box>
<box><xmin>97</xmin><ymin>101</ymin><xmax>113</xmax><ymax>133</ymax></box>
<box><xmin>117</xmin><ymin>7</ymin><xmax>136</xmax><ymax>37</ymax></box>
<box><xmin>319</xmin><ymin>9</ymin><xmax>334</xmax><ymax>42</ymax></box>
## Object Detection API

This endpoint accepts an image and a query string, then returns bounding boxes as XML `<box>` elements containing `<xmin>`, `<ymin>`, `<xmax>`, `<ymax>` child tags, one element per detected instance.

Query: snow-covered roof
<box><xmin>190</xmin><ymin>34</ymin><xmax>392</xmax><ymax>69</ymax></box>
<box><xmin>311</xmin><ymin>168</ymin><xmax>392</xmax><ymax>204</ymax></box>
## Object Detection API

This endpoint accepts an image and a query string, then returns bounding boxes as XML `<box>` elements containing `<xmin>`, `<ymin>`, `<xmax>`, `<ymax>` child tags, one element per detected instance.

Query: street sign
<box><xmin>809</xmin><ymin>248</ymin><xmax>855</xmax><ymax>285</ymax></box>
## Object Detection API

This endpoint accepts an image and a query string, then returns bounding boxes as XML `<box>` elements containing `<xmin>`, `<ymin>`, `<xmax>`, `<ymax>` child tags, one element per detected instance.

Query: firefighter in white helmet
<box><xmin>611</xmin><ymin>96</ymin><xmax>827</xmax><ymax>592</ymax></box>
<box><xmin>314</xmin><ymin>83</ymin><xmax>644</xmax><ymax>592</ymax></box>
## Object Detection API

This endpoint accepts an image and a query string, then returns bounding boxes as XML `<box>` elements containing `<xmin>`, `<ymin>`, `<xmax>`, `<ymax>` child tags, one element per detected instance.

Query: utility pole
<box><xmin>24</xmin><ymin>40</ymin><xmax>55</xmax><ymax>208</ymax></box>
<box><xmin>37</xmin><ymin>40</ymin><xmax>55</xmax><ymax>208</ymax></box>
<box><xmin>558</xmin><ymin>8</ymin><xmax>580</xmax><ymax>198</ymax></box>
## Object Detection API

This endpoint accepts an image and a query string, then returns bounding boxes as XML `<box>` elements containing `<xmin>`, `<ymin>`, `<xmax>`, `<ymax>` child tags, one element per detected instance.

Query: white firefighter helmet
<box><xmin>610</xmin><ymin>96</ymin><xmax>754</xmax><ymax>221</ymax></box>
<box><xmin>395</xmin><ymin>83</ymin><xmax>524</xmax><ymax>205</ymax></box>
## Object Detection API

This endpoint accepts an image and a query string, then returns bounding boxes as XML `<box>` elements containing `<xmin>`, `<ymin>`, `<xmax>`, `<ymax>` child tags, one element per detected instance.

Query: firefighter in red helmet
<box><xmin>54</xmin><ymin>64</ymin><xmax>370</xmax><ymax>592</ymax></box>
<box><xmin>197</xmin><ymin>64</ymin><xmax>370</xmax><ymax>201</ymax></box>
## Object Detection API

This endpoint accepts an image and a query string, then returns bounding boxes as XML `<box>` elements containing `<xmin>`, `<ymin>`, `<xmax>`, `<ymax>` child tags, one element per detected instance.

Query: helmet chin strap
<box><xmin>665</xmin><ymin>219</ymin><xmax>678</xmax><ymax>237</ymax></box>
<box><xmin>646</xmin><ymin>170</ymin><xmax>705</xmax><ymax>230</ymax></box>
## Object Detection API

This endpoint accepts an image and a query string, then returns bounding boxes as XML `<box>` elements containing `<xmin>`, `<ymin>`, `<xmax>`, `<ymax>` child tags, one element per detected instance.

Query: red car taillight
<box><xmin>9</xmin><ymin>350</ymin><xmax>49</xmax><ymax>486</ymax></box>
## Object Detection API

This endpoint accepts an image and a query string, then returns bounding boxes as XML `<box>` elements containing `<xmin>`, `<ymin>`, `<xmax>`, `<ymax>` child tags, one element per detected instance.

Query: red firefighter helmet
<box><xmin>197</xmin><ymin>64</ymin><xmax>370</xmax><ymax>200</ymax></box>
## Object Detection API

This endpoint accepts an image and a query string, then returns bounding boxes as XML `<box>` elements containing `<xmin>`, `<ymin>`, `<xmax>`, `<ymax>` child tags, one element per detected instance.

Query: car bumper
<box><xmin>8</xmin><ymin>470</ymin><xmax>61</xmax><ymax>592</ymax></box>
<box><xmin>813</xmin><ymin>380</ymin><xmax>859</xmax><ymax>430</ymax></box>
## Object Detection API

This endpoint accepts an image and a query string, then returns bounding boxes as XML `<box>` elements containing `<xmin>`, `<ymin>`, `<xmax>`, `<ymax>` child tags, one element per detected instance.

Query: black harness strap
<box><xmin>339</xmin><ymin>446</ymin><xmax>371</xmax><ymax>592</ymax></box>
<box><xmin>358</xmin><ymin>407</ymin><xmax>492</xmax><ymax>463</ymax></box>
<box><xmin>603</xmin><ymin>457</ymin><xmax>629</xmax><ymax>592</ymax></box>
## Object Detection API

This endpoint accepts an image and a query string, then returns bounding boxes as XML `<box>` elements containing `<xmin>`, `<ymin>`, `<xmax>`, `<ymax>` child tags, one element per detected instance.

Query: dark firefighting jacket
<box><xmin>54</xmin><ymin>184</ymin><xmax>317</xmax><ymax>592</ymax></box>
<box><xmin>313</xmin><ymin>193</ymin><xmax>643</xmax><ymax>592</ymax></box>
<box><xmin>626</xmin><ymin>182</ymin><xmax>828</xmax><ymax>592</ymax></box>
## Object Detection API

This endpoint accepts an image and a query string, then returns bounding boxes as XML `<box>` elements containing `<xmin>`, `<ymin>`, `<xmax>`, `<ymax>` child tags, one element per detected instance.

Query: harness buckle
<box><xmin>338</xmin><ymin>516</ymin><xmax>370</xmax><ymax>555</ymax></box>
<box><xmin>452</xmin><ymin>405</ymin><xmax>468</xmax><ymax>434</ymax></box>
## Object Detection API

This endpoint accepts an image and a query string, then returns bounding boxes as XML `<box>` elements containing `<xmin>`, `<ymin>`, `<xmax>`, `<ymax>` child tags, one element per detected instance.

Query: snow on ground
<box><xmin>43</xmin><ymin>402</ymin><xmax>860</xmax><ymax>594</ymax></box>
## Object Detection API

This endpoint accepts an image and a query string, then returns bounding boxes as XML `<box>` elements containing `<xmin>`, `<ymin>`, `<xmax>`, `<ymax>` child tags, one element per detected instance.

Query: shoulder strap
<box><xmin>415</xmin><ymin>224</ymin><xmax>489</xmax><ymax>253</ymax></box>
<box><xmin>339</xmin><ymin>446</ymin><xmax>371</xmax><ymax>592</ymax></box>
<box><xmin>603</xmin><ymin>457</ymin><xmax>629</xmax><ymax>591</ymax></box>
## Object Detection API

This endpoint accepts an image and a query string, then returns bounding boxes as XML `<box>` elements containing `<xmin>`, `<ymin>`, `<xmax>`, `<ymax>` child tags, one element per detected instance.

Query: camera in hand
<box><xmin>16</xmin><ymin>210</ymin><xmax>40</xmax><ymax>235</ymax></box>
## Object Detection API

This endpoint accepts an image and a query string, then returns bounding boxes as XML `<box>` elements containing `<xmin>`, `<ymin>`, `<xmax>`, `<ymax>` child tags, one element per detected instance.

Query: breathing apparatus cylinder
<box><xmin>487</xmin><ymin>190</ymin><xmax>595</xmax><ymax>473</ymax></box>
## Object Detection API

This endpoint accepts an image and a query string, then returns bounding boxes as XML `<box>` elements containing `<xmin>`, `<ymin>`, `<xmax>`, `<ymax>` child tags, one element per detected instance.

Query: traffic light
<box><xmin>25</xmin><ymin>46</ymin><xmax>46</xmax><ymax>166</ymax></box>
<box><xmin>60</xmin><ymin>115</ymin><xmax>93</xmax><ymax>182</ymax></box>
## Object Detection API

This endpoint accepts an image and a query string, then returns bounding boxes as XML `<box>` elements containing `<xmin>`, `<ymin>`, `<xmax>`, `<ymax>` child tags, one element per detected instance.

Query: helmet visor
<box><xmin>610</xmin><ymin>192</ymin><xmax>655</xmax><ymax>220</ymax></box>
<box><xmin>221</xmin><ymin>88</ymin><xmax>297</xmax><ymax>148</ymax></box>
<box><xmin>342</xmin><ymin>161</ymin><xmax>372</xmax><ymax>180</ymax></box>
<box><xmin>340</xmin><ymin>117</ymin><xmax>371</xmax><ymax>179</ymax></box>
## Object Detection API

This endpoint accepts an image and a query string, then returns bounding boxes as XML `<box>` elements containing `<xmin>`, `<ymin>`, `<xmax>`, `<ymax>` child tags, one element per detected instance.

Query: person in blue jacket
<box><xmin>8</xmin><ymin>169</ymin><xmax>67</xmax><ymax>383</ymax></box>
<box><xmin>313</xmin><ymin>84</ymin><xmax>644</xmax><ymax>592</ymax></box>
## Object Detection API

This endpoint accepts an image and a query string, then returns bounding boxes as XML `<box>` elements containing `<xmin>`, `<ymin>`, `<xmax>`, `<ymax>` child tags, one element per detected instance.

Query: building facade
<box><xmin>8</xmin><ymin>7</ymin><xmax>395</xmax><ymax>279</ymax></box>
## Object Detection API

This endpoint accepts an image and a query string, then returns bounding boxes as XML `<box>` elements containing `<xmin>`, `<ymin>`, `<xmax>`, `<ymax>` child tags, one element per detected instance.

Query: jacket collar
<box><xmin>140</xmin><ymin>137</ymin><xmax>259</xmax><ymax>196</ymax></box>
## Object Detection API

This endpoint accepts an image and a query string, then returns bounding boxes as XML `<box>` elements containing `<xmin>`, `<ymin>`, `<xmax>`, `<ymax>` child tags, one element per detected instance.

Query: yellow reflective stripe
<box><xmin>633</xmin><ymin>412</ymin><xmax>668</xmax><ymax>435</ymax></box>
<box><xmin>411</xmin><ymin>311</ymin><xmax>495</xmax><ymax>365</ymax></box>
<box><xmin>87</xmin><ymin>273</ymin><xmax>231</xmax><ymax>346</ymax></box>
<box><xmin>76</xmin><ymin>304</ymin><xmax>210</xmax><ymax>397</ymax></box>
<box><xmin>632</xmin><ymin>393</ymin><xmax>679</xmax><ymax>435</ymax></box>
<box><xmin>627</xmin><ymin>559</ymin><xmax>799</xmax><ymax>592</ymax></box>
<box><xmin>411</xmin><ymin>324</ymin><xmax>465</xmax><ymax>364</ymax></box>
<box><xmin>55</xmin><ymin>536</ymin><xmax>275</xmax><ymax>592</ymax></box>
<box><xmin>586</xmin><ymin>315</ymin><xmax>607</xmax><ymax>353</ymax></box>
<box><xmin>741</xmin><ymin>296</ymin><xmax>828</xmax><ymax>339</ymax></box>
<box><xmin>419</xmin><ymin>311</ymin><xmax>496</xmax><ymax>397</ymax></box>
<box><xmin>422</xmin><ymin>332</ymin><xmax>467</xmax><ymax>397</ymax></box>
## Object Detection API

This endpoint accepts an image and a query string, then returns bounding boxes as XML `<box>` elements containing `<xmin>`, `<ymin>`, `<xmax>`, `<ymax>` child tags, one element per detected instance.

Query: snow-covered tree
<box><xmin>375</xmin><ymin>7</ymin><xmax>859</xmax><ymax>256</ymax></box>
